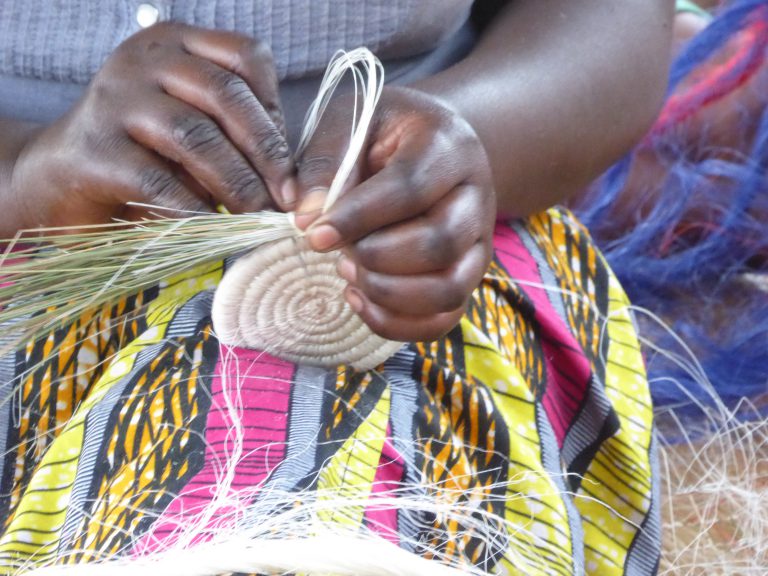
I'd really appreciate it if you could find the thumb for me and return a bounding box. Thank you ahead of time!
[294,110,365,230]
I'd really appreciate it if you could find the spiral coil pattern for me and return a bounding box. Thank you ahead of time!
[212,237,403,370]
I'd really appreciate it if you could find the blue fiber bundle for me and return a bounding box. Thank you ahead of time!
[576,0,768,419]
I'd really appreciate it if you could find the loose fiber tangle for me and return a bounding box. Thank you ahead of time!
[212,236,403,369]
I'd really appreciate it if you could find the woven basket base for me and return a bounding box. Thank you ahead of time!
[212,237,403,370]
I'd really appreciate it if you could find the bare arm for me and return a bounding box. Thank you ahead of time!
[413,0,675,216]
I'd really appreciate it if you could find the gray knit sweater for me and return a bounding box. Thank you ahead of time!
[0,1,473,124]
[0,0,473,125]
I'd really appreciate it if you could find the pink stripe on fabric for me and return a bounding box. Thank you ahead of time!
[491,224,591,445]
[132,347,295,554]
[363,428,405,544]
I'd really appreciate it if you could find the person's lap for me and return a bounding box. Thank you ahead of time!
[0,208,657,575]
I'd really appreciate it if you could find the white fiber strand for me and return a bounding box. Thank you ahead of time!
[295,48,384,211]
[658,411,768,575]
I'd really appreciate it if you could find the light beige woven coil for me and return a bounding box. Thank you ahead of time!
[211,237,403,370]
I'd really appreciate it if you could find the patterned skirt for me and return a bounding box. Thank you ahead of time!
[0,208,659,575]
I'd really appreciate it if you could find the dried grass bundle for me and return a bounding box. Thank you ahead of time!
[0,212,295,353]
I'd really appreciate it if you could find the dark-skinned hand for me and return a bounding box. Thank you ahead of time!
[295,86,497,342]
[10,23,296,229]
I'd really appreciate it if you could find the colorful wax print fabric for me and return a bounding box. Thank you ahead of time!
[0,208,659,575]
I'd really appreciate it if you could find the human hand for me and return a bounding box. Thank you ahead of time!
[10,23,296,230]
[295,87,496,342]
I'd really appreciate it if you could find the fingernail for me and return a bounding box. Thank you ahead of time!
[306,224,342,251]
[346,288,364,313]
[337,257,357,283]
[294,187,328,230]
[280,178,298,207]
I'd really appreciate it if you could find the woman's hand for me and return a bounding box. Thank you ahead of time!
[8,23,296,231]
[295,87,496,342]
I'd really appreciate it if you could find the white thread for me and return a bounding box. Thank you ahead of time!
[658,413,768,574]
[296,47,384,212]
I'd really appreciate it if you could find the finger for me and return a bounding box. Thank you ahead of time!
[296,125,348,195]
[347,286,467,342]
[304,128,470,251]
[339,242,488,316]
[352,184,491,274]
[294,99,364,228]
[178,27,286,134]
[125,93,274,213]
[93,142,213,217]
[158,53,295,208]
